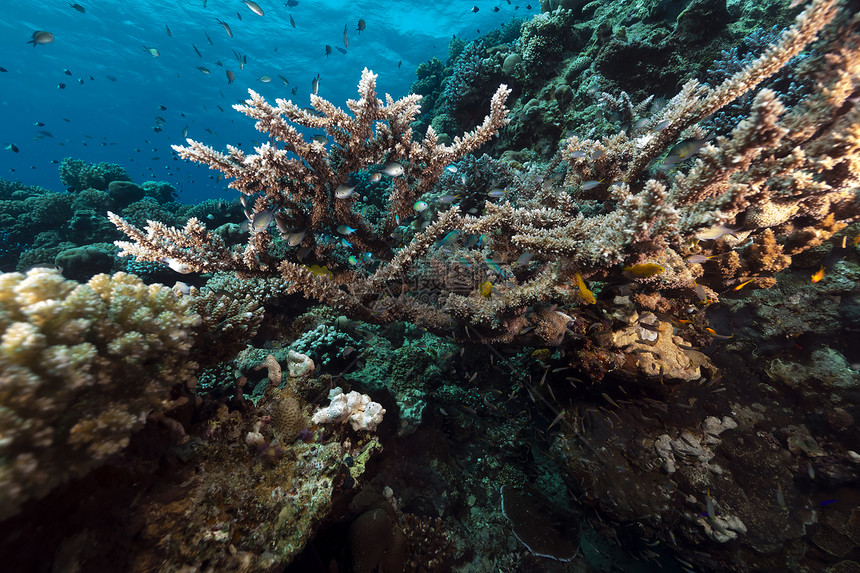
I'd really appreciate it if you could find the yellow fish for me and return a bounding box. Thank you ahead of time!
[706,327,733,339]
[574,272,596,304]
[306,264,332,278]
[623,263,665,277]
[811,265,825,283]
[478,281,493,298]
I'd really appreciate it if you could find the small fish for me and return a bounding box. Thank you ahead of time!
[197,66,210,74]
[732,278,755,291]
[343,24,349,49]
[0,67,6,72]
[205,32,214,45]
[311,73,320,94]
[243,0,264,15]
[162,257,193,274]
[289,14,296,28]
[257,75,271,82]
[143,45,159,57]
[601,392,620,409]
[685,254,713,264]
[546,410,565,431]
[69,3,86,13]
[193,44,202,57]
[251,210,274,231]
[337,225,357,235]
[706,489,716,520]
[165,25,172,37]
[652,119,671,131]
[811,265,825,283]
[623,263,665,277]
[5,143,19,153]
[696,224,739,241]
[776,483,786,509]
[226,69,235,84]
[569,150,587,159]
[341,238,353,249]
[413,200,428,212]
[380,162,404,177]
[516,252,534,267]
[307,264,332,277]
[287,229,307,246]
[64,69,72,75]
[705,327,733,339]
[581,179,602,190]
[369,172,382,182]
[278,74,289,86]
[478,281,493,297]
[357,19,366,33]
[574,272,596,304]
[325,44,332,56]
[335,184,355,199]
[438,230,460,247]
[485,258,506,277]
[692,282,709,303]
[664,136,710,164]
[471,6,479,12]
[216,18,233,38]
[438,194,459,204]
[487,188,507,198]
[28,31,55,46]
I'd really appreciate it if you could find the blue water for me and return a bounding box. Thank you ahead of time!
[0,1,529,203]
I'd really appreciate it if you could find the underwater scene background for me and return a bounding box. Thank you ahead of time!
[1,0,859,571]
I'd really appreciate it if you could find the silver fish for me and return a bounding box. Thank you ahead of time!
[251,210,274,231]
[287,229,307,246]
[335,183,355,199]
[380,161,404,177]
[243,0,264,15]
[28,31,54,46]
[216,18,233,38]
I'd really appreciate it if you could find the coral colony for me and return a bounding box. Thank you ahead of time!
[1,0,859,571]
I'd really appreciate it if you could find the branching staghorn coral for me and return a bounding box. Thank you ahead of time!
[111,1,858,348]
[469,0,858,288]
[111,67,510,273]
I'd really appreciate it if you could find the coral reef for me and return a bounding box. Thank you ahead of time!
[0,269,201,519]
[58,158,131,193]
[1,1,859,572]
